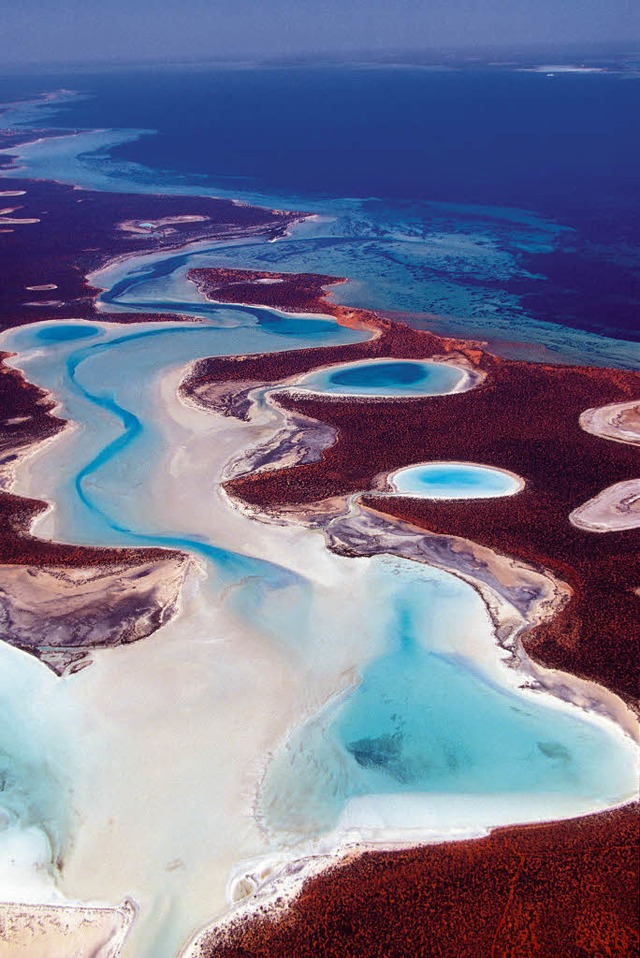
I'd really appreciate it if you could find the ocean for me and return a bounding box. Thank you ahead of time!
[1,64,639,356]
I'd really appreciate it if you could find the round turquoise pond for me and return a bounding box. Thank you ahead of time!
[390,462,523,499]
[35,323,101,343]
[295,358,466,397]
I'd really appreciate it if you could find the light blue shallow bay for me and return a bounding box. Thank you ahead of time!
[260,555,631,837]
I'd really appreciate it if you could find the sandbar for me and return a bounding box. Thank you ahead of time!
[570,479,640,533]
[0,897,136,957]
[580,398,640,447]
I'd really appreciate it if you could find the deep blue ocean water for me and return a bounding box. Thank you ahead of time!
[1,68,637,214]
[1,65,639,348]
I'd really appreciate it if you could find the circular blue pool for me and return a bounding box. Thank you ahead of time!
[390,461,523,499]
[295,358,467,397]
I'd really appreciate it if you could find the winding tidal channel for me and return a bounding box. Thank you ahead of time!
[0,253,637,958]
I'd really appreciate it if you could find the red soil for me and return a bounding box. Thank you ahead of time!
[188,268,349,315]
[199,805,640,958]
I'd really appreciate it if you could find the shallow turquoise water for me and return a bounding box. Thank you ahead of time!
[35,323,101,343]
[3,316,637,840]
[1,312,638,954]
[296,358,464,397]
[5,312,364,580]
[260,555,632,837]
[0,310,366,869]
[391,462,522,499]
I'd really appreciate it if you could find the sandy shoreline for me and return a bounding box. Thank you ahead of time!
[572,400,640,530]
[580,398,640,446]
[0,898,137,957]
[570,478,640,533]
[181,801,640,958]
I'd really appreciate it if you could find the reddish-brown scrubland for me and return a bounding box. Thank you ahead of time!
[199,805,639,958]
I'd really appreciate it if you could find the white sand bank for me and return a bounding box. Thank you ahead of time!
[580,399,640,447]
[0,898,136,957]
[570,479,640,532]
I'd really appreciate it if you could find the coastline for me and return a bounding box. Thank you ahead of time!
[0,897,137,956]
[0,109,636,954]
[2,298,637,956]
[181,802,639,958]
[0,350,195,676]
[179,298,638,740]
[156,335,639,953]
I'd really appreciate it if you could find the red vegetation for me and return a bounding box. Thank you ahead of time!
[0,166,294,331]
[201,805,640,958]
[188,267,350,317]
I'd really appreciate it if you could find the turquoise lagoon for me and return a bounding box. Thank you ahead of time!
[0,321,637,956]
[261,554,633,839]
[293,358,467,397]
[390,461,523,499]
[2,312,636,840]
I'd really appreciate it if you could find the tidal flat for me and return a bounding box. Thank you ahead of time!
[0,71,638,958]
[1,301,637,957]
